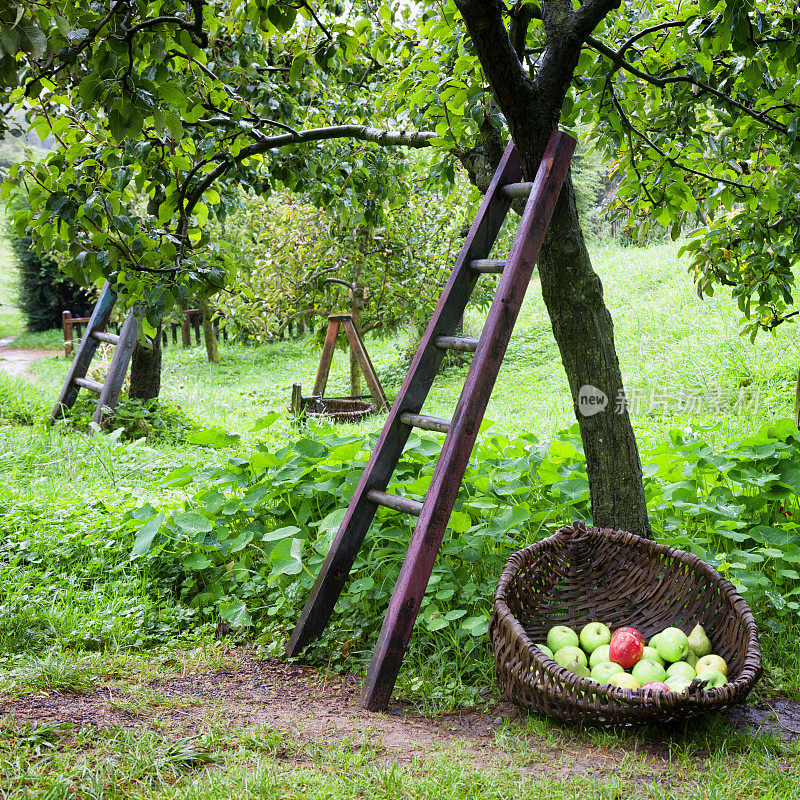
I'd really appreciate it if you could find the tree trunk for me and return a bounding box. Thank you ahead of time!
[455,0,650,538]
[181,314,191,348]
[197,299,219,364]
[128,327,162,402]
[349,285,363,397]
[536,171,650,536]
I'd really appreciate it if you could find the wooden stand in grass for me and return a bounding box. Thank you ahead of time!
[286,131,576,712]
[290,313,389,421]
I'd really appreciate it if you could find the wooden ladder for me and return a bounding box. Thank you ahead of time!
[286,131,576,711]
[50,282,139,426]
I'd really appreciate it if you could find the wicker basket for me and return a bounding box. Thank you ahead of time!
[304,396,377,424]
[491,522,762,725]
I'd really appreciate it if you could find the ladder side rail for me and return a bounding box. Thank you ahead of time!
[92,313,139,425]
[50,283,117,422]
[342,318,390,410]
[362,131,577,711]
[285,142,523,657]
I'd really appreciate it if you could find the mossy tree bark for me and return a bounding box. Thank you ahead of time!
[128,328,162,402]
[197,299,219,364]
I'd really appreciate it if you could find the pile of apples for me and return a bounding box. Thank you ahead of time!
[539,622,730,693]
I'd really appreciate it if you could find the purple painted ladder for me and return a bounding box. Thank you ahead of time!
[286,131,576,711]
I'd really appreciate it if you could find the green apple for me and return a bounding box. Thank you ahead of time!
[688,623,712,657]
[547,625,579,653]
[570,662,591,679]
[696,654,728,675]
[648,632,662,650]
[553,645,588,671]
[607,672,640,689]
[591,661,624,683]
[665,675,691,692]
[666,661,696,682]
[579,622,612,654]
[656,627,690,663]
[642,646,665,667]
[589,644,611,669]
[696,668,727,688]
[536,644,554,659]
[632,658,667,685]
[685,650,699,668]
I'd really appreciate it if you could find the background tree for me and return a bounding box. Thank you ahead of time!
[0,1,434,397]
[6,230,93,332]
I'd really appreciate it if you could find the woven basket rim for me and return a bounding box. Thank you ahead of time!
[305,396,377,421]
[493,522,762,714]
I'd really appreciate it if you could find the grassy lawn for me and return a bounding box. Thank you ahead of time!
[1,236,800,798]
[16,238,800,451]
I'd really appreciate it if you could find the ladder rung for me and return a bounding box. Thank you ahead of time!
[501,181,534,198]
[400,412,451,434]
[367,489,423,516]
[470,259,506,274]
[74,377,103,394]
[91,330,120,345]
[434,336,479,353]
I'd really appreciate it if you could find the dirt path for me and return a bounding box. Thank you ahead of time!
[0,336,61,379]
[1,651,798,782]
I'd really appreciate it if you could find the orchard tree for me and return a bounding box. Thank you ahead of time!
[2,1,799,538]
[385,0,799,535]
[0,1,434,398]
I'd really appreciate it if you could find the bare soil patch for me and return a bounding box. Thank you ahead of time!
[0,337,60,379]
[0,650,797,783]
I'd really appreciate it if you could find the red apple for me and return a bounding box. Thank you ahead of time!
[641,680,671,692]
[609,629,644,669]
[614,626,644,644]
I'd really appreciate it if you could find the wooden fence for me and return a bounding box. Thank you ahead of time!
[61,308,227,357]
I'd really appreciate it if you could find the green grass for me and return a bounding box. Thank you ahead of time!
[0,707,797,799]
[1,237,800,796]
[0,219,23,340]
[10,329,64,350]
[22,240,800,453]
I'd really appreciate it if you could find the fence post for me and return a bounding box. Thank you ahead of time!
[181,314,191,348]
[62,311,73,357]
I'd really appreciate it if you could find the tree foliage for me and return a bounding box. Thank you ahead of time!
[214,162,493,343]
[4,2,797,341]
[8,231,93,331]
[564,1,800,337]
[0,1,434,338]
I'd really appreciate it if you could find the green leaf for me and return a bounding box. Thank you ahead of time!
[249,413,280,432]
[183,552,213,569]
[262,525,301,542]
[174,512,213,535]
[132,512,165,555]
[219,598,252,627]
[270,538,305,577]
[294,439,327,458]
[187,427,240,448]
[349,576,374,593]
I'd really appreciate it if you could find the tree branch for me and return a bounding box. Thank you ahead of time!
[181,124,434,226]
[274,308,328,337]
[586,34,790,136]
[572,0,622,39]
[455,0,539,142]
[508,1,540,58]
[611,96,749,192]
